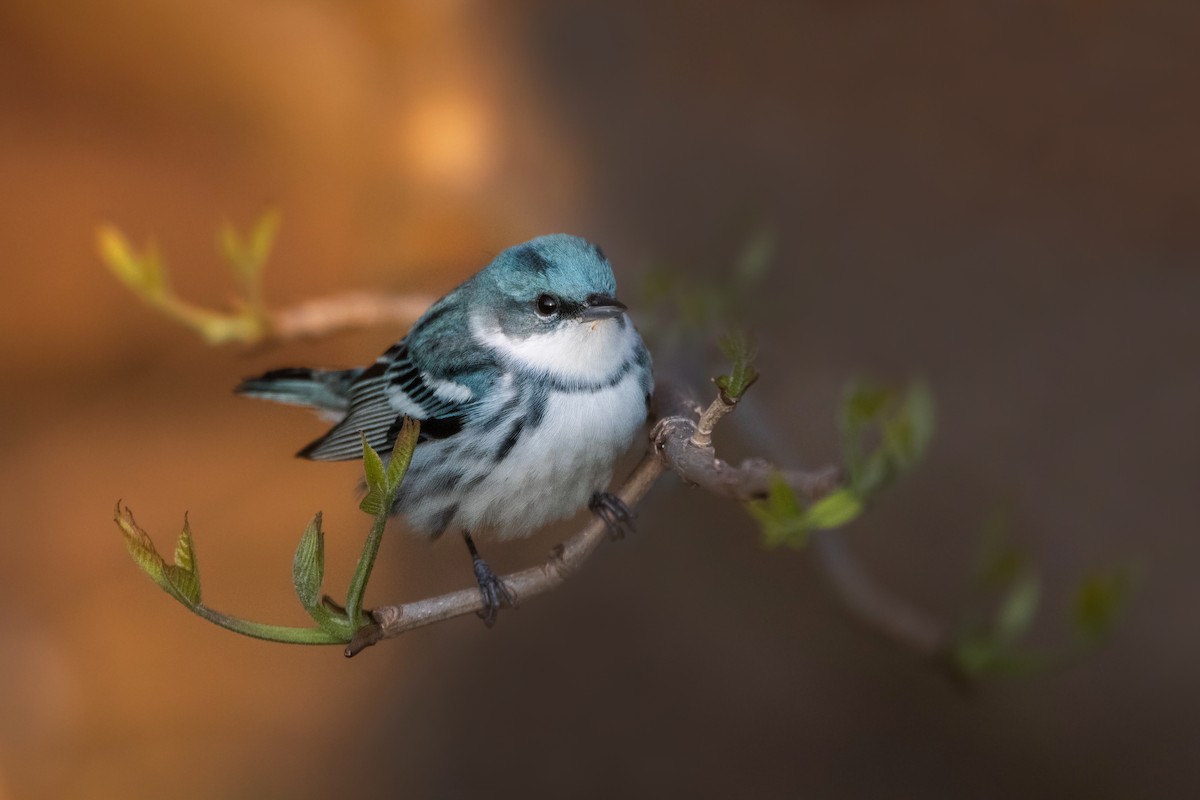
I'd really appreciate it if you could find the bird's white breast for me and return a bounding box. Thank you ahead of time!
[456,368,648,539]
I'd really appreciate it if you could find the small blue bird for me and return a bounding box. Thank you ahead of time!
[237,234,653,625]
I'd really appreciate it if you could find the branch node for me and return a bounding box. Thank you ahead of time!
[543,544,572,584]
[344,617,384,658]
[651,416,697,452]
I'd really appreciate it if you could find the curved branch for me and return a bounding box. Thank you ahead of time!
[357,389,842,654]
[361,450,666,651]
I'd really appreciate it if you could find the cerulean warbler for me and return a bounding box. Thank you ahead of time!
[237,234,653,625]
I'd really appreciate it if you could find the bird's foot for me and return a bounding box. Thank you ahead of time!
[472,556,517,628]
[590,491,635,540]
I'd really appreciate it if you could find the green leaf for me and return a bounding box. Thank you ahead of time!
[359,433,387,515]
[994,573,1040,645]
[220,209,279,291]
[97,226,166,297]
[839,378,936,496]
[840,381,887,480]
[292,512,325,611]
[747,473,809,547]
[1073,567,1135,642]
[801,489,863,530]
[115,502,168,591]
[358,492,384,516]
[883,380,936,469]
[841,381,893,432]
[851,449,893,496]
[162,565,200,607]
[951,632,1047,678]
[161,516,201,606]
[359,418,420,514]
[362,433,385,490]
[97,226,140,286]
[173,513,198,573]
[248,208,281,274]
[386,417,420,493]
[115,503,199,606]
[715,330,760,401]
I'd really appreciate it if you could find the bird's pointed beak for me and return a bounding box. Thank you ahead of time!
[580,294,627,322]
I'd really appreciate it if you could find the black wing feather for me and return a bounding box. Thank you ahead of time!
[297,342,474,461]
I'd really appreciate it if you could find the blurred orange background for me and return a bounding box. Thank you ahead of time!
[1,1,1197,798]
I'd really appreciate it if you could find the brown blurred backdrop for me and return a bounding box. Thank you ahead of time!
[1,1,1197,798]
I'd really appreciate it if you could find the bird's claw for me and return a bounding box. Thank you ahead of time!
[590,491,635,540]
[472,557,516,628]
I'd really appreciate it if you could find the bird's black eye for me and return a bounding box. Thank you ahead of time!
[535,294,560,318]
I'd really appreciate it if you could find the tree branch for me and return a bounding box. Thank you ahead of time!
[361,449,666,652]
[356,386,842,655]
[269,291,435,341]
[654,413,842,503]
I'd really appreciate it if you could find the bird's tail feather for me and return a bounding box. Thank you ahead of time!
[235,367,362,415]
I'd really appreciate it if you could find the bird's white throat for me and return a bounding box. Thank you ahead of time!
[471,313,636,383]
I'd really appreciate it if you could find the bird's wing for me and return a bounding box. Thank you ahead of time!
[296,338,495,460]
[299,285,507,461]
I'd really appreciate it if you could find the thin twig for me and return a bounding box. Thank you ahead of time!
[690,392,735,448]
[269,291,436,340]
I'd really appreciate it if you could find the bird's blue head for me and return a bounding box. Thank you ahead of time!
[473,234,627,339]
